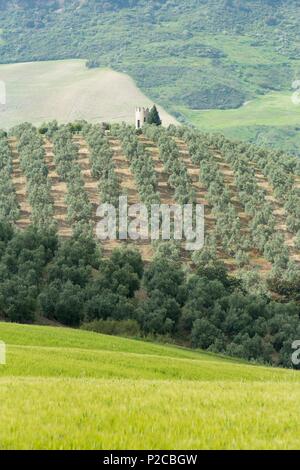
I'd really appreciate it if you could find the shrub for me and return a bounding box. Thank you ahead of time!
[81,319,141,337]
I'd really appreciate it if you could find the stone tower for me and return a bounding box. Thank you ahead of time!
[135,107,149,129]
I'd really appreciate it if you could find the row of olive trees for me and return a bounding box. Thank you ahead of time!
[52,125,92,226]
[167,125,294,272]
[209,133,291,272]
[143,124,195,205]
[0,131,20,223]
[82,123,122,207]
[111,123,160,208]
[177,128,250,266]
[228,141,300,236]
[12,123,54,228]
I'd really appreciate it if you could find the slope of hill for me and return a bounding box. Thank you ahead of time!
[0,321,300,449]
[0,121,299,368]
[5,121,300,272]
[0,60,177,129]
[182,91,300,155]
[0,0,300,153]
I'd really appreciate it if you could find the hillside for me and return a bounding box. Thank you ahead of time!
[0,121,299,368]
[183,91,300,154]
[0,60,177,129]
[4,121,300,273]
[0,0,300,153]
[0,321,300,449]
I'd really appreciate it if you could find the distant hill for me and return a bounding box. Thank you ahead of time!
[0,60,177,129]
[0,0,300,153]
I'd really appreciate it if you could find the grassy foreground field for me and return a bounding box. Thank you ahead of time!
[0,60,177,129]
[0,322,300,450]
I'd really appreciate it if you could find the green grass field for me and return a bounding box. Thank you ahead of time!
[181,91,300,130]
[180,91,300,155]
[0,322,299,450]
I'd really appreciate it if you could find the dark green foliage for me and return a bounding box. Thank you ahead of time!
[0,221,298,367]
[147,106,161,126]
[81,318,141,337]
[39,280,84,326]
[0,225,58,323]
[267,267,300,302]
[80,247,142,324]
[137,257,186,335]
[100,247,144,298]
[39,241,143,326]
[0,135,20,223]
[181,266,300,366]
[136,255,300,367]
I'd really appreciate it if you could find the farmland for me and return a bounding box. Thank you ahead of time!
[1,0,300,453]
[182,92,300,133]
[0,121,299,367]
[1,57,299,155]
[181,91,300,156]
[0,60,177,129]
[5,121,300,270]
[0,322,300,450]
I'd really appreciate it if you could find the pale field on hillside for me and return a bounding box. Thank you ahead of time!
[0,59,177,129]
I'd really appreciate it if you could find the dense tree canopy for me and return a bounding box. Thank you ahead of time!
[147,106,162,126]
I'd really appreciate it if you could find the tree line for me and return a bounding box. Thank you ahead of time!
[112,123,160,209]
[13,123,54,228]
[82,122,122,207]
[50,124,93,226]
[0,222,298,369]
[0,132,20,223]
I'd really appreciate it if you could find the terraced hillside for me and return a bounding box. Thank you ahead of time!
[1,121,300,368]
[1,322,300,450]
[4,122,300,280]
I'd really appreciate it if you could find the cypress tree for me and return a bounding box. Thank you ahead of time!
[147,105,162,126]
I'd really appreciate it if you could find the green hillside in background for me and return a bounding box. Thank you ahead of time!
[182,91,300,154]
[0,0,300,153]
[1,322,300,449]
